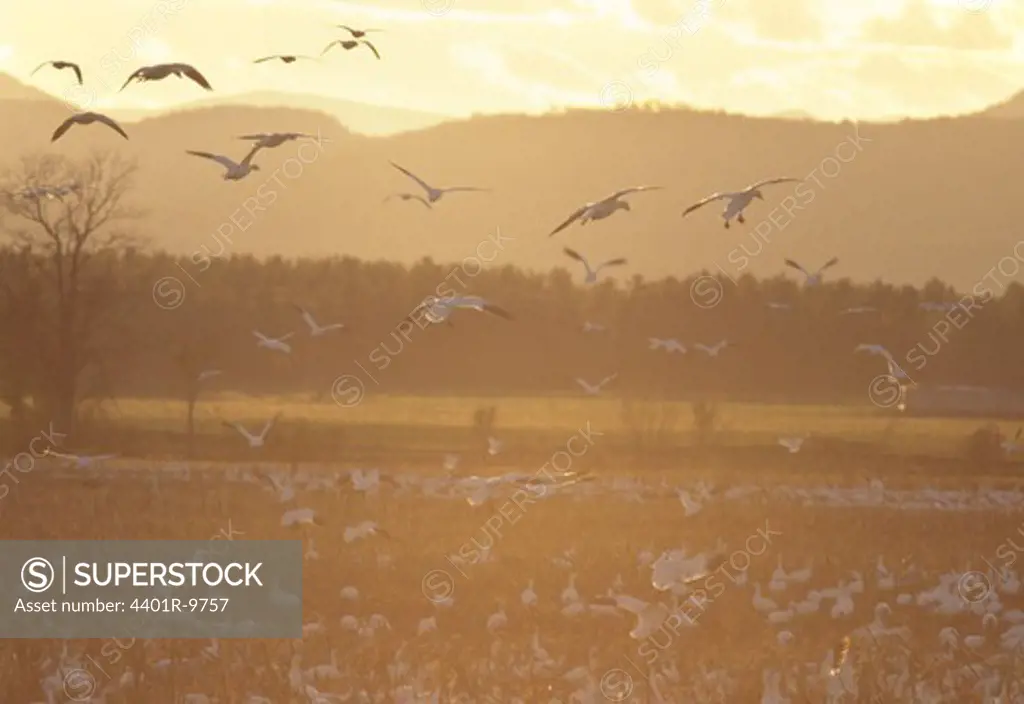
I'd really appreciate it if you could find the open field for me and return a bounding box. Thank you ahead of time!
[3,461,1024,702]
[44,393,1024,467]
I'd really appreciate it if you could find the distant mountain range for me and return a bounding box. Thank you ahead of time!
[0,70,1022,291]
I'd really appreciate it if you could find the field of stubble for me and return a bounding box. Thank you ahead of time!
[2,461,1024,703]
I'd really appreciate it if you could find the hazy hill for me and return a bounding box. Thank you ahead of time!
[0,75,1020,291]
[978,90,1024,119]
[107,90,452,136]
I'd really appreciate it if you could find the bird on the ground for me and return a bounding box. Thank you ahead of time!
[253,54,317,64]
[563,247,627,284]
[42,449,117,469]
[337,25,382,39]
[785,257,839,286]
[388,162,487,204]
[575,373,618,396]
[384,192,431,209]
[31,60,83,84]
[120,63,213,91]
[321,39,380,60]
[694,341,730,357]
[51,112,128,142]
[238,132,315,149]
[186,147,261,181]
[293,305,345,336]
[253,330,294,353]
[196,369,222,382]
[408,295,512,326]
[681,178,801,228]
[223,415,280,449]
[549,186,661,236]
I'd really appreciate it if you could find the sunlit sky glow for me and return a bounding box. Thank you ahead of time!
[1,0,1021,119]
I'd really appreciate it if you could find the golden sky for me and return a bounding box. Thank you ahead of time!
[2,0,1021,120]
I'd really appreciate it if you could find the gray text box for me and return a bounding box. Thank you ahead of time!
[0,541,302,638]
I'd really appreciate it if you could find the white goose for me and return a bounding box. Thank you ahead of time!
[408,295,513,326]
[293,305,345,336]
[223,414,280,449]
[253,330,294,353]
[549,186,661,236]
[784,257,839,286]
[186,147,262,181]
[694,340,730,357]
[681,177,801,229]
[388,161,487,203]
[778,435,807,453]
[575,373,617,396]
[562,247,627,284]
[42,449,117,469]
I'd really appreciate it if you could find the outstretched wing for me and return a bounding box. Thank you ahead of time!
[563,247,587,265]
[606,185,661,201]
[177,63,213,90]
[187,151,237,169]
[50,116,77,142]
[746,177,801,191]
[389,161,434,195]
[69,62,83,84]
[253,55,284,64]
[819,256,839,272]
[598,257,627,268]
[452,297,513,320]
[292,304,317,329]
[30,60,52,76]
[784,259,809,276]
[681,193,728,218]
[92,113,128,139]
[549,205,588,236]
[362,40,381,60]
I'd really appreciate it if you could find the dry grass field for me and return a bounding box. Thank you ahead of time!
[2,454,1024,702]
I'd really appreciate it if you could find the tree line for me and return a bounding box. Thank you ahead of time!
[1,150,1022,441]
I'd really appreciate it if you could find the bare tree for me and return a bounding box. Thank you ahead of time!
[0,151,142,439]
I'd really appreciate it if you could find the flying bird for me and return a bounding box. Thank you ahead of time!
[321,39,380,60]
[839,306,877,316]
[681,178,801,228]
[253,330,294,354]
[384,193,431,209]
[562,248,627,284]
[649,338,686,353]
[120,63,213,91]
[196,369,222,382]
[186,147,261,181]
[238,132,315,149]
[408,295,513,326]
[31,60,82,84]
[549,186,661,236]
[253,54,317,64]
[293,305,345,336]
[784,257,839,286]
[778,436,807,454]
[51,112,128,142]
[694,340,730,357]
[855,344,893,360]
[575,373,618,396]
[42,449,117,469]
[223,415,280,449]
[337,25,382,39]
[388,162,487,203]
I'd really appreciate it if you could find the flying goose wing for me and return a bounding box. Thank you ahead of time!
[187,151,238,170]
[605,185,661,201]
[681,193,729,218]
[783,259,809,277]
[174,63,213,90]
[746,177,801,191]
[389,161,434,195]
[549,205,589,236]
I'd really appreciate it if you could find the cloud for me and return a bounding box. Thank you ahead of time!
[726,0,824,42]
[859,0,1013,51]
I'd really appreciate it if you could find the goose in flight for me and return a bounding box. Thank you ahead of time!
[681,178,801,228]
[649,338,686,353]
[293,305,345,336]
[186,147,261,181]
[778,435,807,454]
[694,340,730,357]
[408,295,513,326]
[839,306,877,316]
[582,321,606,333]
[196,369,222,382]
[253,330,294,353]
[238,132,315,149]
[549,186,661,236]
[42,449,117,469]
[224,414,280,449]
[388,161,487,203]
[855,344,893,360]
[337,25,382,39]
[120,63,213,91]
[51,112,128,142]
[766,302,792,311]
[253,54,317,64]
[384,192,431,209]
[785,257,839,286]
[31,60,83,84]
[322,39,381,60]
[576,373,617,396]
[563,247,627,284]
